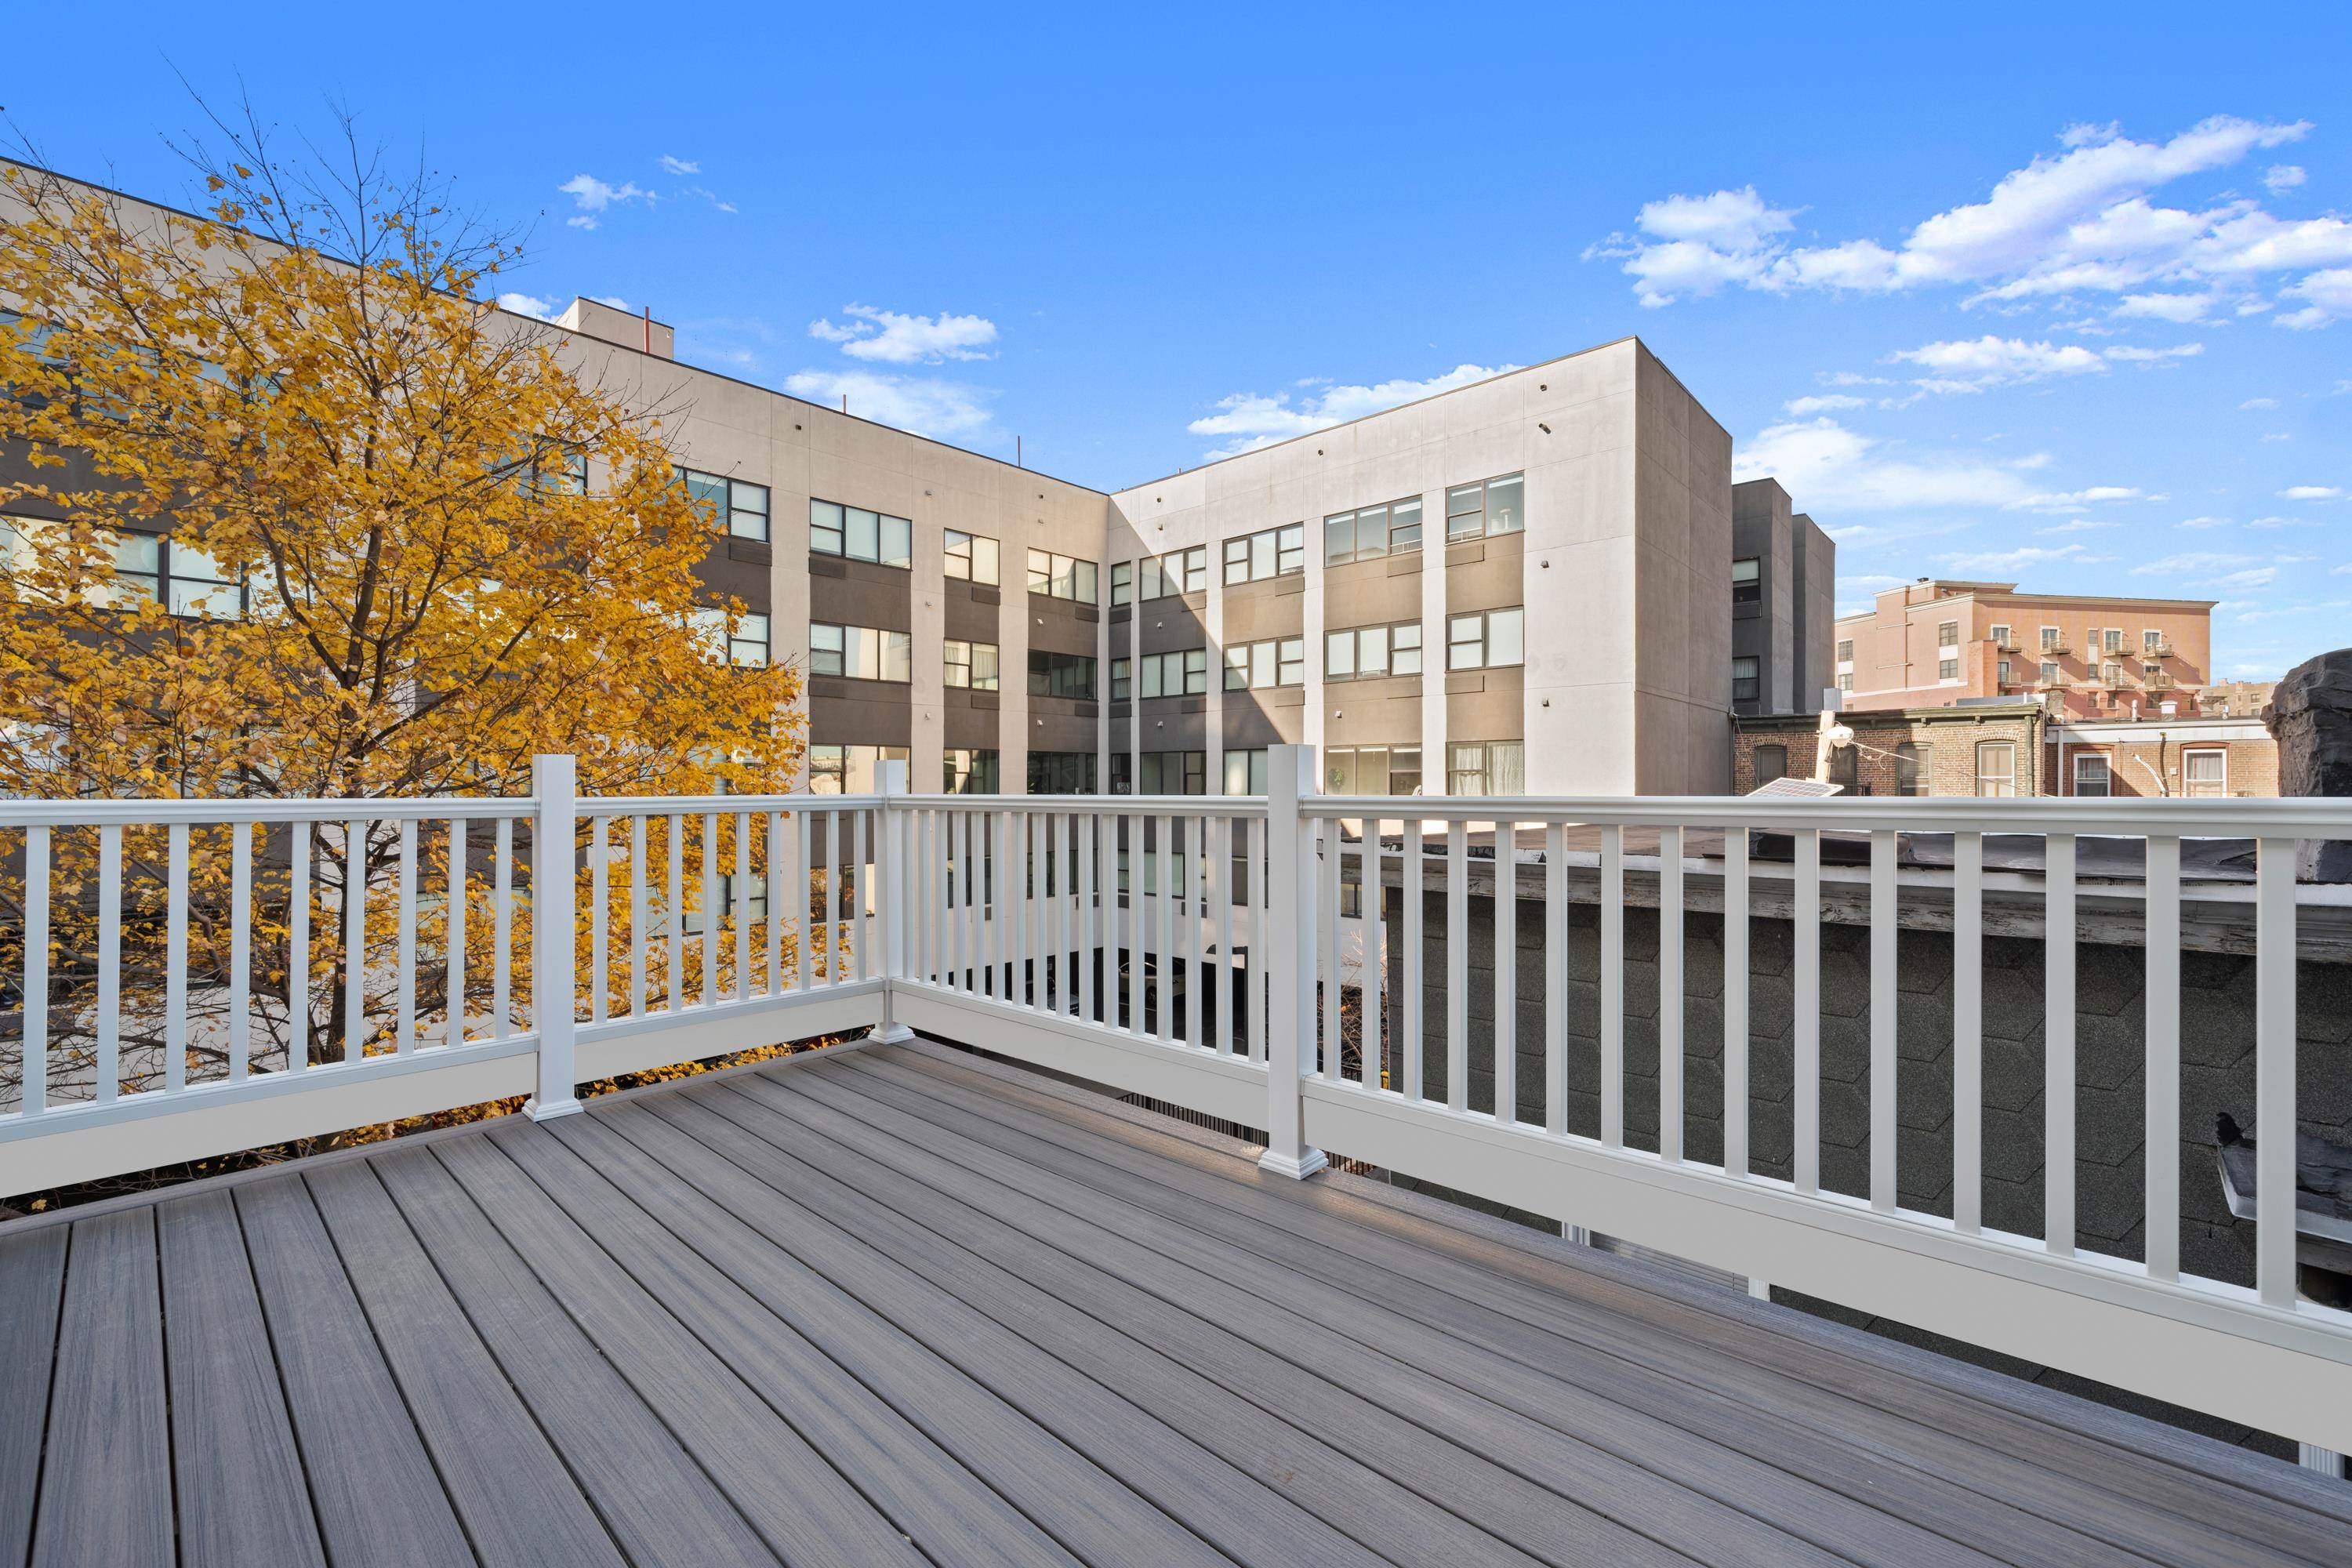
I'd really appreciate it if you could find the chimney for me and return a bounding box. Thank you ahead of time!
[552,297,674,360]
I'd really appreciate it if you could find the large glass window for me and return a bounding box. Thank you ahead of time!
[1027,549,1099,604]
[809,622,912,681]
[1223,637,1307,690]
[677,467,771,541]
[85,531,247,618]
[1324,622,1422,681]
[1446,607,1525,670]
[1222,524,1305,584]
[1223,748,1270,795]
[1324,745,1421,797]
[808,743,909,794]
[808,497,910,565]
[942,529,1000,585]
[1027,751,1098,794]
[1732,656,1760,703]
[2183,749,2227,797]
[1138,546,1206,597]
[943,748,999,794]
[1323,496,1425,564]
[942,639,1000,691]
[1446,741,1523,797]
[1444,471,1524,542]
[1028,649,1098,700]
[1732,557,1760,605]
[1132,751,1207,795]
[1753,744,1789,786]
[1109,561,1133,607]
[2073,753,2112,798]
[1896,742,1929,796]
[1136,648,1208,699]
[1975,741,2016,797]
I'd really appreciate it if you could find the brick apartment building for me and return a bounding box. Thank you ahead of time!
[1835,579,2215,721]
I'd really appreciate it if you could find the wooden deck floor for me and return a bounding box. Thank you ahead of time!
[4,1040,2350,1568]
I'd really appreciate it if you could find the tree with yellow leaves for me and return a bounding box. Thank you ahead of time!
[0,116,805,1129]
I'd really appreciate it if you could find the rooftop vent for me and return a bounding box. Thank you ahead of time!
[554,297,674,360]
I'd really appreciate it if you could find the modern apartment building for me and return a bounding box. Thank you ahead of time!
[1834,579,2216,722]
[2,165,1830,798]
[1730,477,1836,717]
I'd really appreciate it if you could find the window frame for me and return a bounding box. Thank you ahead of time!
[808,621,913,683]
[1753,744,1789,786]
[2073,752,2113,797]
[1732,557,1761,605]
[1731,655,1761,703]
[1323,620,1422,681]
[1026,548,1100,604]
[942,528,1000,585]
[677,466,772,542]
[1446,606,1525,671]
[1027,648,1098,701]
[942,638,1000,691]
[2181,747,2227,797]
[1323,495,1425,565]
[1444,471,1526,543]
[1974,740,2017,798]
[1221,523,1305,584]
[1445,739,1523,797]
[806,497,911,566]
[1895,741,1930,797]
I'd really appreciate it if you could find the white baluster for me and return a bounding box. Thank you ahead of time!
[2144,834,2180,1281]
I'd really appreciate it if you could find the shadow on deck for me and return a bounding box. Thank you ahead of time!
[4,1038,2349,1567]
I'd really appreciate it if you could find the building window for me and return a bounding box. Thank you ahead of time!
[1109,561,1133,607]
[1975,741,2016,797]
[1028,649,1098,700]
[1025,549,1099,604]
[1122,750,1206,795]
[1753,744,1789,786]
[1828,743,1860,793]
[1223,748,1269,795]
[808,744,909,794]
[1731,655,1760,703]
[1323,496,1425,564]
[942,639,1000,691]
[2183,749,2227,797]
[1937,620,1958,648]
[1998,658,2013,686]
[808,498,909,565]
[2040,626,2060,651]
[1896,742,1929,797]
[1444,472,1524,542]
[1835,638,1854,662]
[677,467,771,541]
[1938,657,1959,681]
[2103,628,2124,655]
[2073,753,2112,797]
[1323,622,1423,681]
[87,531,247,619]
[1147,546,1207,597]
[2143,628,2163,654]
[1027,752,1098,794]
[2038,660,2059,684]
[1989,623,2010,647]
[1836,672,1853,693]
[943,529,1000,585]
[1446,607,1525,670]
[1222,524,1305,584]
[1131,648,1207,699]
[2103,661,2125,686]
[689,608,770,666]
[1324,745,1421,797]
[1446,740,1523,797]
[1223,637,1306,690]
[943,749,999,794]
[1732,557,1760,606]
[809,622,912,682]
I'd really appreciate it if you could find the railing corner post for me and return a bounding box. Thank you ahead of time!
[1260,744,1326,1178]
[526,752,583,1120]
[866,757,916,1046]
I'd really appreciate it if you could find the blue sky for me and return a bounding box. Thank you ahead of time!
[9,2,2350,677]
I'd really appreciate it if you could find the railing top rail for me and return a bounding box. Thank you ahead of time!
[0,796,539,828]
[584,793,882,812]
[893,793,1271,816]
[1301,792,2352,837]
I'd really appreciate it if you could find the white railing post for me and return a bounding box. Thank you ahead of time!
[526,753,583,1120]
[867,759,916,1044]
[1260,744,1327,1178]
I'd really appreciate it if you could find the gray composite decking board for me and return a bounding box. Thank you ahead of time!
[837,1051,2135,1568]
[785,1062,1987,1568]
[31,1209,172,1568]
[879,1046,2346,1568]
[567,1106,1392,1568]
[613,1093,1551,1568]
[0,1224,67,1566]
[446,1126,1068,1568]
[503,1117,1240,1568]
[156,1190,329,1568]
[297,1162,628,1568]
[232,1176,482,1568]
[693,1077,1737,1568]
[358,1145,788,1568]
[849,1051,2230,1568]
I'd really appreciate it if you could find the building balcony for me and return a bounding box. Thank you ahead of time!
[2039,637,2073,656]
[2150,671,2178,690]
[1993,634,2021,653]
[4,766,2350,1562]
[2150,638,2178,659]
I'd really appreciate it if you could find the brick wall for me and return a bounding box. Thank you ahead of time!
[1377,881,2352,1456]
[2059,735,2280,798]
[1733,710,2044,796]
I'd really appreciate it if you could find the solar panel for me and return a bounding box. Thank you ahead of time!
[1747,775,1844,798]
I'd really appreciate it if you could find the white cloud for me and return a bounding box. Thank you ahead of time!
[657,154,701,176]
[1935,542,2112,573]
[2240,397,2280,409]
[1733,416,2046,511]
[2265,165,2308,191]
[2036,518,2117,533]
[2213,567,2279,589]
[2262,431,2292,441]
[1189,364,1514,457]
[1822,371,1893,387]
[2132,550,2259,575]
[2274,267,2352,328]
[807,303,1000,365]
[1891,336,2106,390]
[558,173,648,230]
[2245,515,2313,528]
[780,369,992,437]
[2174,515,2232,529]
[2114,292,2216,322]
[1588,117,2329,309]
[1781,393,1869,416]
[498,292,558,320]
[2105,343,2205,363]
[2279,485,2345,499]
[2006,485,2145,511]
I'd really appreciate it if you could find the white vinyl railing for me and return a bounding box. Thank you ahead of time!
[5,745,2350,1454]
